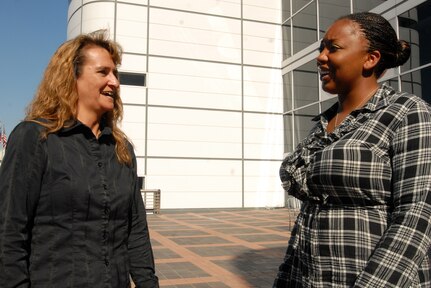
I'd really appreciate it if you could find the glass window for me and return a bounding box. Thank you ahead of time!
[353,0,386,13]
[401,70,422,98]
[385,77,400,92]
[294,104,319,145]
[319,0,350,37]
[282,0,291,21]
[401,66,431,102]
[419,66,431,104]
[120,72,146,87]
[292,2,317,54]
[283,113,293,152]
[321,97,337,112]
[387,66,431,104]
[283,72,293,112]
[293,0,313,14]
[282,20,292,60]
[399,1,431,72]
[293,60,319,109]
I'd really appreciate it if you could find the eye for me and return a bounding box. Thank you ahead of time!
[328,44,340,52]
[98,69,109,76]
[318,42,325,53]
[318,41,340,53]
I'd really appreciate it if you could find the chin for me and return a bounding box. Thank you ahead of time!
[321,84,333,94]
[101,106,115,114]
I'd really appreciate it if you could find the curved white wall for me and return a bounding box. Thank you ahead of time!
[68,0,285,209]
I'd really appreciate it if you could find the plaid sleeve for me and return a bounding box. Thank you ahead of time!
[354,98,431,287]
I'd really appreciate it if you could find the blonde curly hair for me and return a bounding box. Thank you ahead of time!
[26,30,132,165]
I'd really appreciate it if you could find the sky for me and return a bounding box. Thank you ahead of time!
[0,0,68,135]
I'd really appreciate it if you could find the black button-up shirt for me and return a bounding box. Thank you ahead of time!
[0,121,158,287]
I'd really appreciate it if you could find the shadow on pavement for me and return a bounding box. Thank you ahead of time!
[214,246,287,287]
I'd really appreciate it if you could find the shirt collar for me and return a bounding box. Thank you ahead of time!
[60,119,113,136]
[313,83,395,122]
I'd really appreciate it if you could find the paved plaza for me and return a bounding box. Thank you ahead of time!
[146,208,299,288]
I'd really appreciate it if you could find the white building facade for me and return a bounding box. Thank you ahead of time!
[67,0,431,209]
[68,0,285,209]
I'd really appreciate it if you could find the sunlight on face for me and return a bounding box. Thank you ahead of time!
[76,46,119,122]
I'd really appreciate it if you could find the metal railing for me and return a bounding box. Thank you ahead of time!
[141,189,161,214]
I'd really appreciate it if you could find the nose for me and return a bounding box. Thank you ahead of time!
[316,48,328,67]
[316,48,328,65]
[108,72,119,88]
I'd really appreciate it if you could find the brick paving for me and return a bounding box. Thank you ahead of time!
[146,208,299,288]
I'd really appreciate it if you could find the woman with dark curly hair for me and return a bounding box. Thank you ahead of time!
[0,30,159,288]
[274,12,431,287]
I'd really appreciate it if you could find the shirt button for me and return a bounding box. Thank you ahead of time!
[98,162,102,167]
[105,259,109,266]
[103,184,108,190]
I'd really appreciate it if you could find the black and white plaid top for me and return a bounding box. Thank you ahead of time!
[274,84,431,287]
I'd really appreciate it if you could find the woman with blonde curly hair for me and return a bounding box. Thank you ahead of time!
[0,30,159,287]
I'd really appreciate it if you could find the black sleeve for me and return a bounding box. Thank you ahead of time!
[0,122,46,288]
[127,148,159,288]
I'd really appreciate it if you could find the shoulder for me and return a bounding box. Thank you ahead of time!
[389,90,430,111]
[4,121,47,162]
[378,86,431,122]
[9,121,46,142]
[385,91,431,133]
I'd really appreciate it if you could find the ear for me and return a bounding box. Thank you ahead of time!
[363,50,381,70]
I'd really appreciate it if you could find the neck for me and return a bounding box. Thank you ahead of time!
[338,83,379,112]
[328,83,379,133]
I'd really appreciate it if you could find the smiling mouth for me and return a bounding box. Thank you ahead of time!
[317,67,330,81]
[101,91,115,99]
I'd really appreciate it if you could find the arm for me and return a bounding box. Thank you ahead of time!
[354,100,431,287]
[0,122,46,288]
[128,153,159,288]
[273,212,301,287]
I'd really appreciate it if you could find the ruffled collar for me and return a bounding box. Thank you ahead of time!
[280,83,395,204]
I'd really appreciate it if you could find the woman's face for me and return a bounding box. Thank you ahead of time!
[316,19,370,95]
[76,46,119,120]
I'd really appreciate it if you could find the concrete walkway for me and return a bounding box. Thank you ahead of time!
[147,208,299,287]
